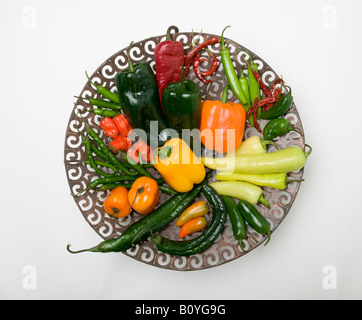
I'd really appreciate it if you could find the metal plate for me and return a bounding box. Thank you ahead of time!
[64,31,305,271]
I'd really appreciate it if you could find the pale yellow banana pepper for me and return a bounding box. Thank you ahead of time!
[152,138,206,193]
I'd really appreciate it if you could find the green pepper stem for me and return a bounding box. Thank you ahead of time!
[261,139,279,151]
[127,42,135,72]
[238,239,245,252]
[85,71,98,89]
[166,25,179,41]
[221,26,231,50]
[67,244,98,254]
[286,178,305,183]
[221,85,230,104]
[259,195,270,207]
[305,144,312,159]
[264,230,271,246]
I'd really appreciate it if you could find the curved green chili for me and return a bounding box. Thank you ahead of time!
[85,71,120,104]
[86,125,138,176]
[239,64,251,109]
[75,96,121,110]
[220,26,247,107]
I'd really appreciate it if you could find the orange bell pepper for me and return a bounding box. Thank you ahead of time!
[199,85,246,154]
[128,177,159,215]
[103,186,131,218]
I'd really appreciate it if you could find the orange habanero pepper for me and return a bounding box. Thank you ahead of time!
[128,177,159,215]
[200,85,246,154]
[103,186,131,218]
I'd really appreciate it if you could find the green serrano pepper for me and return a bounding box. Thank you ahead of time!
[67,182,205,254]
[151,184,227,256]
[220,26,247,107]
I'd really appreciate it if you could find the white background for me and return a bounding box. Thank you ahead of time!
[1,0,361,300]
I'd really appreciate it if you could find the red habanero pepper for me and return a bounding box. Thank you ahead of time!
[109,136,132,153]
[100,117,119,138]
[113,114,132,137]
[154,26,185,111]
[127,140,152,164]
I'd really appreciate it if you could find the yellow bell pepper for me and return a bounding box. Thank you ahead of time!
[152,138,206,193]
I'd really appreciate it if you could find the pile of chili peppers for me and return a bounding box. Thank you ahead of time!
[68,25,305,256]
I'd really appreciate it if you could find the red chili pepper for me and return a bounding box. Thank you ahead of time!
[127,140,152,164]
[109,136,132,153]
[154,26,185,110]
[100,117,119,138]
[193,52,212,84]
[251,69,271,98]
[113,114,132,137]
[201,50,218,77]
[184,37,220,66]
[270,78,285,94]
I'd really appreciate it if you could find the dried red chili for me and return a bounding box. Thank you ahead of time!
[193,52,212,84]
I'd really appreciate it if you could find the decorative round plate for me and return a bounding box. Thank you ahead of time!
[64,31,305,271]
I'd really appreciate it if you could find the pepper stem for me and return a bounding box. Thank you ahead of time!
[127,42,135,72]
[305,144,312,159]
[221,26,231,50]
[129,187,145,211]
[259,195,270,207]
[264,230,271,246]
[66,244,99,254]
[261,139,279,151]
[166,26,179,41]
[238,239,245,252]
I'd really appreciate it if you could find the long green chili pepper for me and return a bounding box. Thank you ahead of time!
[86,125,138,176]
[150,184,227,256]
[118,150,165,185]
[90,144,109,162]
[75,96,121,110]
[83,160,118,174]
[90,109,120,118]
[85,71,120,104]
[244,53,261,126]
[90,143,135,170]
[98,183,177,195]
[220,26,247,107]
[97,183,134,191]
[67,183,204,254]
[76,175,140,195]
[78,130,115,178]
[239,64,251,109]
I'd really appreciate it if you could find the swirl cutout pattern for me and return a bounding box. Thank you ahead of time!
[64,32,305,271]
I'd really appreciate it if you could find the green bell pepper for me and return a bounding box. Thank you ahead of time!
[161,68,202,135]
[115,42,172,147]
